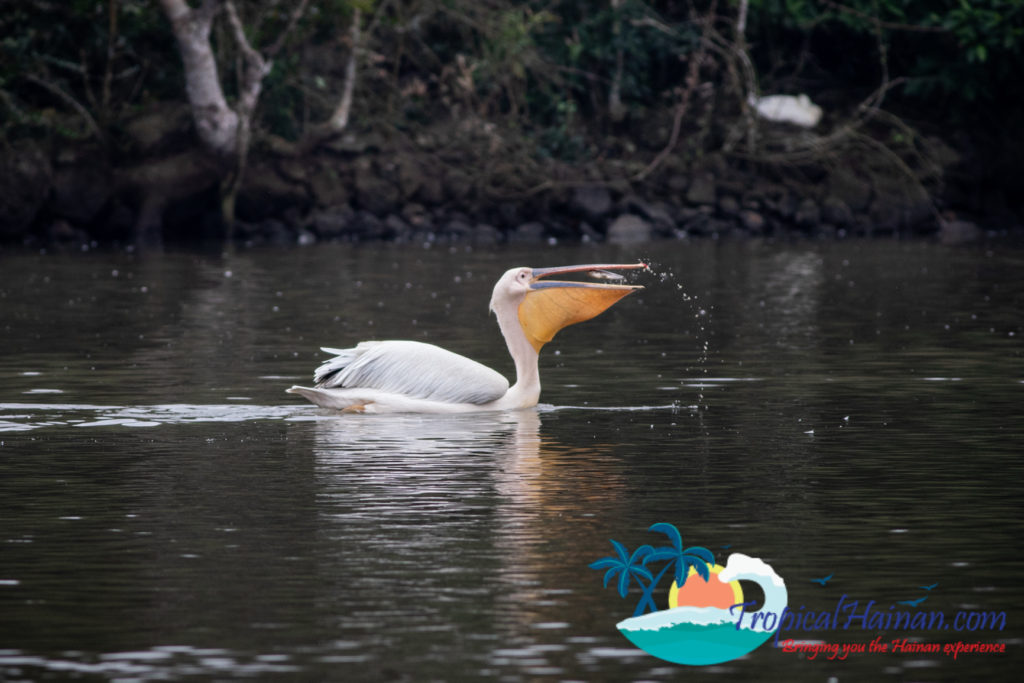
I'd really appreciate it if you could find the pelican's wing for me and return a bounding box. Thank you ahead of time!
[314,340,509,405]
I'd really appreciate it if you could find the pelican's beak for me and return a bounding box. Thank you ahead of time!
[519,262,646,352]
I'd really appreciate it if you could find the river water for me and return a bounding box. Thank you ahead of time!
[1,240,1021,681]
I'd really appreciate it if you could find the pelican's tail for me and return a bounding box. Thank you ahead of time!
[313,345,362,386]
[286,385,365,411]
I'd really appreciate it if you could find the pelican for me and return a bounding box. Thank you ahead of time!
[287,262,646,413]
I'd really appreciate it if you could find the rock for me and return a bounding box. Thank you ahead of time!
[718,195,740,216]
[444,169,472,202]
[631,198,677,236]
[827,170,872,212]
[416,170,445,206]
[686,173,717,205]
[258,219,293,246]
[578,221,602,243]
[706,218,735,237]
[607,213,652,243]
[308,164,350,207]
[441,219,473,240]
[325,131,384,155]
[394,154,425,200]
[102,201,136,241]
[0,142,51,239]
[571,185,612,220]
[509,221,545,243]
[278,159,309,183]
[679,208,711,235]
[354,159,400,215]
[237,164,309,221]
[401,203,430,228]
[233,220,261,240]
[235,219,292,245]
[310,205,355,239]
[51,163,112,224]
[939,219,982,245]
[384,214,413,241]
[123,103,193,154]
[816,223,838,239]
[667,174,689,192]
[494,203,522,230]
[739,210,766,233]
[772,191,800,220]
[871,186,933,232]
[795,198,820,228]
[821,196,853,227]
[740,193,763,211]
[350,210,391,240]
[47,218,84,243]
[472,223,502,245]
[849,216,873,237]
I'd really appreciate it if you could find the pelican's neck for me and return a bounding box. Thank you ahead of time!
[494,302,541,406]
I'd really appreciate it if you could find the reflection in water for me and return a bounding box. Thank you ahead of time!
[308,409,648,677]
[757,250,824,346]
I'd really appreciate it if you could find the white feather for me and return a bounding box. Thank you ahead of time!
[311,340,509,405]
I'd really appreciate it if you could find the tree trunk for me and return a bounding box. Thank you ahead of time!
[608,0,626,123]
[158,0,239,158]
[159,0,308,237]
[327,9,362,132]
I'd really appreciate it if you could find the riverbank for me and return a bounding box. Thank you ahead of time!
[0,105,1016,250]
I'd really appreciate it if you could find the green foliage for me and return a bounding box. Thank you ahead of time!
[534,0,697,113]
[747,0,1024,113]
[0,1,178,138]
[533,95,589,160]
[2,0,1020,155]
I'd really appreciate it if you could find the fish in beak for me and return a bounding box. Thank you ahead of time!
[518,263,646,352]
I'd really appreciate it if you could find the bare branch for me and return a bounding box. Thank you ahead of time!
[266,0,310,58]
[633,0,720,181]
[224,0,271,120]
[818,0,948,32]
[608,0,626,122]
[328,8,362,132]
[102,0,118,114]
[731,76,907,165]
[25,73,105,142]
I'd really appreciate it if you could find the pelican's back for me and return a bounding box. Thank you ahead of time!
[314,340,509,405]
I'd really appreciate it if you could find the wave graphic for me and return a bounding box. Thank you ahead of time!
[617,553,787,665]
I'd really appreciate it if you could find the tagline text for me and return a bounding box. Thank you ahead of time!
[780,637,1007,660]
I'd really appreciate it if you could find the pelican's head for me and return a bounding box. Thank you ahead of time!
[490,262,646,352]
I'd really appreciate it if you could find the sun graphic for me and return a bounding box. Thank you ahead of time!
[668,564,744,609]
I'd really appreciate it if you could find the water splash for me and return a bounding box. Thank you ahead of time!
[644,262,712,410]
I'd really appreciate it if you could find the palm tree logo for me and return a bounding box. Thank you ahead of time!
[589,521,788,666]
[590,522,714,617]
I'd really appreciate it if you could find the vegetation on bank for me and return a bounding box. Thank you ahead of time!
[1,1,1021,246]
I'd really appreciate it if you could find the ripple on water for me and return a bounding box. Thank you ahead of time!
[0,647,301,680]
[0,402,321,432]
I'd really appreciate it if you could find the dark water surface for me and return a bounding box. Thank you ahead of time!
[1,241,1021,681]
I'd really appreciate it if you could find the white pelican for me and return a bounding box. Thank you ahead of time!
[287,262,646,413]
